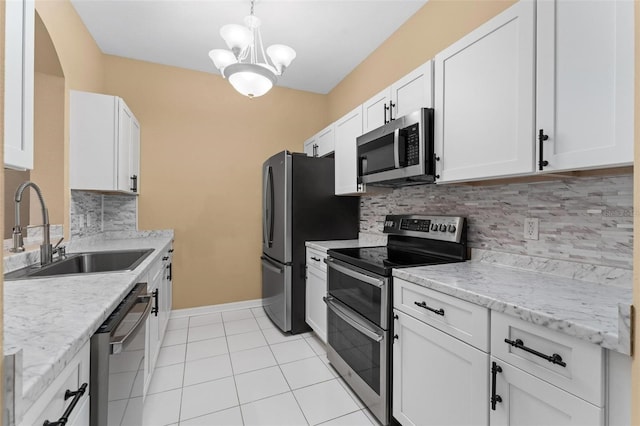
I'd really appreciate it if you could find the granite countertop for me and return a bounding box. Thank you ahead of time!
[3,230,174,420]
[305,233,387,253]
[394,256,633,355]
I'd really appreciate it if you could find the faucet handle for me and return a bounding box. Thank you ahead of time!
[53,237,64,249]
[53,237,66,259]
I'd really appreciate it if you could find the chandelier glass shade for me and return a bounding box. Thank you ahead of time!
[209,1,296,98]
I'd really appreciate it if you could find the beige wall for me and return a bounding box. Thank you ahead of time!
[327,0,515,122]
[103,55,328,309]
[34,0,105,239]
[29,72,64,227]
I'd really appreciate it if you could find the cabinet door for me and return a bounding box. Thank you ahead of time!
[490,358,603,426]
[434,0,535,183]
[393,310,489,426]
[305,265,327,343]
[4,0,34,170]
[159,256,172,338]
[391,60,434,119]
[315,124,335,157]
[536,0,634,172]
[362,88,390,133]
[334,105,363,195]
[144,265,163,394]
[118,99,135,191]
[303,136,317,157]
[129,115,141,193]
[70,91,119,191]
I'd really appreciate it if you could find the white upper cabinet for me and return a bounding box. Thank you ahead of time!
[391,61,434,119]
[303,135,317,157]
[434,1,536,183]
[315,124,335,158]
[535,0,634,172]
[334,105,363,195]
[303,124,334,157]
[362,88,390,134]
[70,91,141,194]
[4,0,35,170]
[363,61,434,134]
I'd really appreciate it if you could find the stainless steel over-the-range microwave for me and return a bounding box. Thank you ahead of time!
[357,108,435,187]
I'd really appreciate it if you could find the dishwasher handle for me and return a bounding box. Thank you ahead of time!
[110,294,153,354]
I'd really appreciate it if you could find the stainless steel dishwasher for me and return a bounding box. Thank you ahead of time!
[90,282,152,426]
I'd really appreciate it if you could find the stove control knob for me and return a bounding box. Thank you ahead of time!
[448,224,457,233]
[439,224,447,232]
[431,223,438,231]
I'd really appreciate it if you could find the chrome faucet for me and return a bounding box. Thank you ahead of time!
[10,181,61,265]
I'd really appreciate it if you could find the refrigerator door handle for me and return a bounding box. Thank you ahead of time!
[267,166,275,248]
[261,256,284,274]
[263,165,275,248]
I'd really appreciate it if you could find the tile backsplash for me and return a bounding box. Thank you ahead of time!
[361,173,634,269]
[70,191,137,238]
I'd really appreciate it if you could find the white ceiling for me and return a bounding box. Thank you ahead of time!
[70,0,428,94]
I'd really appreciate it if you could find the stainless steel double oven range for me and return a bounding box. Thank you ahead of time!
[325,215,468,425]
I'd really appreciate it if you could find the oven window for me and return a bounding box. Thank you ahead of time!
[327,265,382,327]
[328,308,381,394]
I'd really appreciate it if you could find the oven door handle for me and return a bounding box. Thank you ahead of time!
[324,296,384,343]
[110,294,153,355]
[326,258,385,288]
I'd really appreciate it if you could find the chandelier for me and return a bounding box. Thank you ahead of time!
[209,0,296,99]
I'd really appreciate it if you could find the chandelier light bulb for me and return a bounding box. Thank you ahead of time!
[208,49,237,73]
[220,24,253,57]
[266,44,296,74]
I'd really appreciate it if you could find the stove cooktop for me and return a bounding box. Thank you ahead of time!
[327,214,468,276]
[327,245,463,276]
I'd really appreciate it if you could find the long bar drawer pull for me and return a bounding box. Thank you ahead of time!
[504,338,566,367]
[414,301,444,316]
[43,382,88,426]
[490,362,502,411]
[310,256,321,262]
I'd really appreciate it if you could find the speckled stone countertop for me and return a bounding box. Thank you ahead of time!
[305,233,387,253]
[3,230,174,421]
[394,250,633,355]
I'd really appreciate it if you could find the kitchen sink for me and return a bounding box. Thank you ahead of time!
[4,249,154,280]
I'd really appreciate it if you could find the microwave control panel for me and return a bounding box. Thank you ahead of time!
[404,123,421,166]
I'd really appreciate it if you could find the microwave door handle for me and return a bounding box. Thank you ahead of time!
[393,128,400,168]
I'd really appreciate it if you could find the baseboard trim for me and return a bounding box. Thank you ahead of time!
[170,299,264,319]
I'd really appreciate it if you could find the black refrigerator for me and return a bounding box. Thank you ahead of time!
[261,151,359,334]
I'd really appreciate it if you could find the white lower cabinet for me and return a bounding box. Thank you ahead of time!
[490,357,603,426]
[392,310,489,426]
[305,247,328,343]
[144,255,164,395]
[19,342,90,426]
[392,279,624,426]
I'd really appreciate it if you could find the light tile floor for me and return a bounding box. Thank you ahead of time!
[143,307,379,426]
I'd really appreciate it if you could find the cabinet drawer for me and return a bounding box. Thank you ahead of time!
[148,257,163,287]
[394,279,489,351]
[20,342,90,426]
[491,312,604,406]
[306,248,327,273]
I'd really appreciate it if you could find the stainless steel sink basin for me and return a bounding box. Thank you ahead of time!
[5,249,154,280]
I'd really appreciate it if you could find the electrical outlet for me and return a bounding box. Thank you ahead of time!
[86,212,92,228]
[524,218,539,240]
